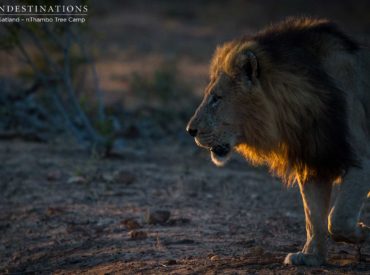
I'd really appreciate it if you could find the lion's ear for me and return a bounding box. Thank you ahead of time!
[235,51,259,84]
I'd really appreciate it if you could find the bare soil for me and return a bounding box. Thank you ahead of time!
[0,140,369,274]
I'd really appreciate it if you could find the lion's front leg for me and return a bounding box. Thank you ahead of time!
[284,179,332,266]
[328,165,370,244]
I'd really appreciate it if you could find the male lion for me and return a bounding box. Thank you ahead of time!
[186,17,370,266]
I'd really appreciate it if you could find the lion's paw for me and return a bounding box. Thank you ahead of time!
[284,252,325,266]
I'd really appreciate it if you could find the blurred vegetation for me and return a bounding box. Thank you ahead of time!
[0,0,118,154]
[129,61,191,107]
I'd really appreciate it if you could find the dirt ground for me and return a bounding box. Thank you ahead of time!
[0,139,370,274]
[2,1,370,274]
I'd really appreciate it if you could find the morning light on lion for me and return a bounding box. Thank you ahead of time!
[1,1,369,273]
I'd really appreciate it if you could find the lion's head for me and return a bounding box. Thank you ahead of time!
[186,41,277,167]
[187,27,357,184]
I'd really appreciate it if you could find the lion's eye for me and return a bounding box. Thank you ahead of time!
[210,94,222,107]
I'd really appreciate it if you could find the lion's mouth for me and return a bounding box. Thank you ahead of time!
[195,138,231,157]
[210,144,232,166]
[210,144,231,157]
[194,136,233,166]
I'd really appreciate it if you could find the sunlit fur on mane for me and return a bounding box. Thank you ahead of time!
[210,17,358,185]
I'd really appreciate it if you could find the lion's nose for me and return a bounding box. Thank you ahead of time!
[187,127,198,137]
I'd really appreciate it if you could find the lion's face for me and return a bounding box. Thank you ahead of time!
[187,50,262,166]
[187,73,242,165]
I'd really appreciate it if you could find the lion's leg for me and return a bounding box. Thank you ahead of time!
[328,165,370,243]
[284,179,332,266]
